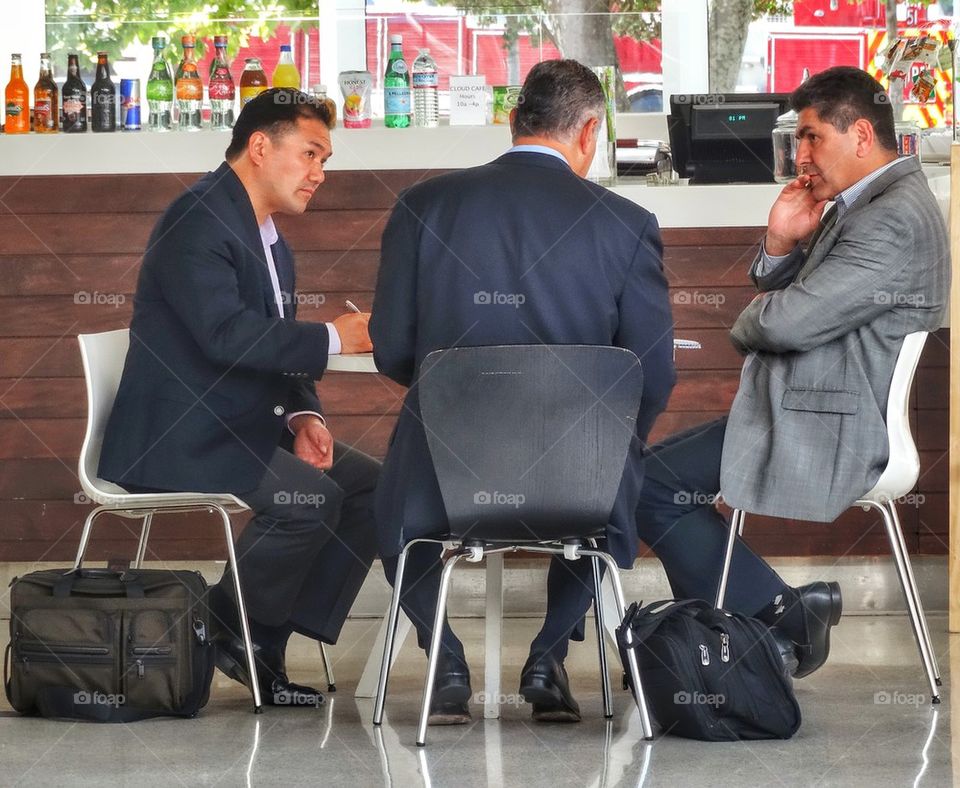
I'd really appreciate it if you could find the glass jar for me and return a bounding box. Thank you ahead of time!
[772,108,798,184]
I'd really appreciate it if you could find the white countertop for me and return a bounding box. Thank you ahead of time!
[0,124,951,228]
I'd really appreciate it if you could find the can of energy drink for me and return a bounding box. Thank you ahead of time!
[121,79,142,131]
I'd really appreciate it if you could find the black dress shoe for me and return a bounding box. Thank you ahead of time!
[767,626,800,677]
[428,651,471,725]
[778,581,843,679]
[214,635,325,707]
[519,655,581,723]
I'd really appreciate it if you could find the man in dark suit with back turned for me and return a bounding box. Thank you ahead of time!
[371,60,675,724]
[99,89,380,706]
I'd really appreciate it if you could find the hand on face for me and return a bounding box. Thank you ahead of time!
[764,174,829,255]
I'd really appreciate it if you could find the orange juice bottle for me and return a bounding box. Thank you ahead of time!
[271,45,301,89]
[4,53,30,134]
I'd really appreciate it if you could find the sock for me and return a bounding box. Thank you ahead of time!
[754,587,806,644]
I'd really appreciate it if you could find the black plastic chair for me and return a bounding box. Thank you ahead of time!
[372,344,654,745]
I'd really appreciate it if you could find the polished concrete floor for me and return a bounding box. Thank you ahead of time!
[0,614,954,787]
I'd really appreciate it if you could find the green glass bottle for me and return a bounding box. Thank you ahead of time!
[146,36,173,131]
[383,34,410,128]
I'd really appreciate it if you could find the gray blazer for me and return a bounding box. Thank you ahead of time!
[720,157,949,521]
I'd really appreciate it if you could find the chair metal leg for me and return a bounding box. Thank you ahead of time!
[318,643,336,692]
[591,552,613,718]
[885,501,941,684]
[416,551,466,747]
[216,504,262,713]
[715,509,745,609]
[582,549,654,740]
[863,500,940,702]
[72,506,108,570]
[134,513,153,569]
[374,541,414,726]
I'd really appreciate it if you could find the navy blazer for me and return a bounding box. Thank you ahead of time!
[371,152,676,567]
[99,162,330,494]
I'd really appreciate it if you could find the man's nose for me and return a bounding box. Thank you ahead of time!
[795,138,812,167]
[310,164,325,184]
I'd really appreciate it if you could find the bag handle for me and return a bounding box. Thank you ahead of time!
[53,569,145,599]
[618,598,712,646]
[3,643,12,707]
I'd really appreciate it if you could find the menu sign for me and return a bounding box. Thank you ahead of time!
[449,75,487,126]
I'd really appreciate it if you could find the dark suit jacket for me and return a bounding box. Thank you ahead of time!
[99,162,330,494]
[370,151,676,567]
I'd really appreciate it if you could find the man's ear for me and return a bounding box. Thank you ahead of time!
[247,130,269,166]
[854,117,875,158]
[579,116,599,155]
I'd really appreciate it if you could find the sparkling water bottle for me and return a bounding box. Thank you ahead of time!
[412,49,439,128]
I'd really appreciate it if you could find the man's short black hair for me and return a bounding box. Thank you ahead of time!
[513,59,605,142]
[790,66,897,152]
[225,88,332,161]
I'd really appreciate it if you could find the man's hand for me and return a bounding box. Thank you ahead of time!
[333,312,373,354]
[764,175,829,256]
[291,415,334,471]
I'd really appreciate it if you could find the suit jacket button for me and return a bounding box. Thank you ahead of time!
[274,405,285,416]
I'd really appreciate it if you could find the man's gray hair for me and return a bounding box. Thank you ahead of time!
[512,59,605,143]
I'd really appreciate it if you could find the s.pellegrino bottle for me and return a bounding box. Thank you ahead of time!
[61,54,88,133]
[209,35,235,130]
[146,36,173,131]
[91,51,117,132]
[175,35,203,130]
[383,34,410,128]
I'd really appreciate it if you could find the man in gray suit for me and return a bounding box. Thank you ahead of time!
[637,66,949,677]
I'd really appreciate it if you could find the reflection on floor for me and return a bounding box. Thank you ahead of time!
[0,615,953,787]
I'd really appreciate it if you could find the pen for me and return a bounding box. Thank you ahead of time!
[345,300,361,313]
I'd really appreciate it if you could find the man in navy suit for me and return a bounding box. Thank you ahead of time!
[99,89,379,706]
[371,60,675,724]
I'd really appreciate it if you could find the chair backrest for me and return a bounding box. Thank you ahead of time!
[863,330,927,503]
[419,345,643,542]
[77,330,131,501]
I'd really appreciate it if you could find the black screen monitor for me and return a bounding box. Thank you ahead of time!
[667,93,791,184]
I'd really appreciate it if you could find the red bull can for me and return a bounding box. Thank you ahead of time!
[121,79,141,131]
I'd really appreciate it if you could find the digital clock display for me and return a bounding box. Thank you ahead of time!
[691,102,780,141]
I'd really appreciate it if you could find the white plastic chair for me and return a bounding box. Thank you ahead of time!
[75,329,336,711]
[714,331,941,701]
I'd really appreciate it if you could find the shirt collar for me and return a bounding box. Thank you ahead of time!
[506,144,570,166]
[259,215,278,247]
[834,157,905,218]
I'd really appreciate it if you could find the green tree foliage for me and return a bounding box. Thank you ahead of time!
[44,1,320,65]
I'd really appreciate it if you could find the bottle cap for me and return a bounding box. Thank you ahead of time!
[151,36,166,47]
[313,84,327,95]
[390,34,403,44]
[280,45,292,52]
[182,35,196,47]
[214,35,228,46]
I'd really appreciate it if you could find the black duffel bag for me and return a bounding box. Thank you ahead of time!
[617,599,801,741]
[5,568,215,722]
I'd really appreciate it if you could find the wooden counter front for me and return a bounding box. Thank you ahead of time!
[0,170,950,563]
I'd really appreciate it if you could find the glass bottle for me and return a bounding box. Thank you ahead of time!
[61,54,88,133]
[383,35,410,128]
[146,36,173,131]
[209,35,235,130]
[4,53,30,134]
[310,84,337,127]
[90,51,117,132]
[239,58,268,110]
[272,44,300,89]
[33,53,58,133]
[175,35,203,130]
